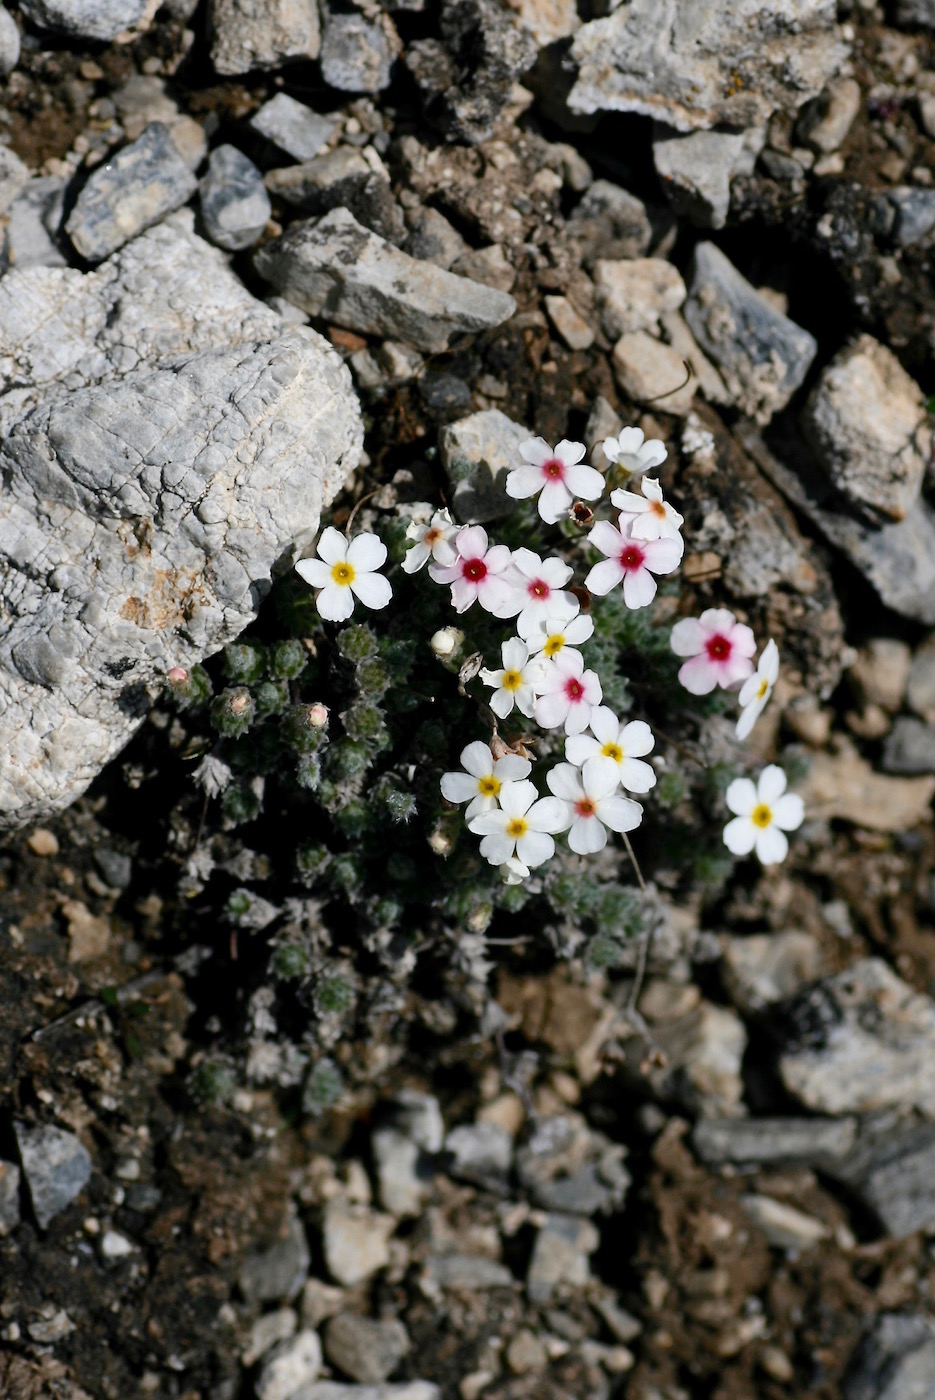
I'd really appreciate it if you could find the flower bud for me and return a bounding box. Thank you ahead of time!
[167,666,189,685]
[428,826,454,857]
[430,627,463,658]
[307,702,329,729]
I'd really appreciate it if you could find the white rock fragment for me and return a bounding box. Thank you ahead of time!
[796,77,861,154]
[254,207,516,353]
[0,143,28,217]
[322,1199,395,1286]
[250,94,338,162]
[612,330,695,416]
[0,5,20,75]
[440,408,529,523]
[100,1229,136,1259]
[19,0,152,42]
[741,1195,830,1250]
[653,126,765,229]
[544,294,594,351]
[594,257,686,339]
[210,0,320,75]
[256,1330,323,1400]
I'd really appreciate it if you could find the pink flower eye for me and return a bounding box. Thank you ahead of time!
[706,635,731,660]
[530,580,549,598]
[565,678,584,701]
[463,558,487,582]
[542,458,565,480]
[620,545,645,570]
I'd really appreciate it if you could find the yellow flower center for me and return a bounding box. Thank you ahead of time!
[478,775,500,798]
[331,561,355,586]
[543,634,564,657]
[601,742,623,763]
[751,804,772,829]
[502,669,522,691]
[506,817,528,839]
[757,677,770,699]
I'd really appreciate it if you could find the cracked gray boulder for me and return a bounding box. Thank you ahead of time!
[0,211,363,830]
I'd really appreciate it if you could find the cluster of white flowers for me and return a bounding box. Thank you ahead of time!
[295,426,804,880]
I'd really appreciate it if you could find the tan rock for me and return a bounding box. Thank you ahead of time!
[61,898,111,962]
[800,739,935,832]
[612,330,696,415]
[27,828,59,856]
[594,257,685,339]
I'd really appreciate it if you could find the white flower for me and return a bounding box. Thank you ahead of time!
[479,638,546,720]
[723,765,804,866]
[402,508,458,573]
[295,528,392,623]
[519,610,595,663]
[546,760,644,854]
[602,427,667,479]
[565,708,656,793]
[610,477,684,542]
[500,856,530,885]
[510,548,577,634]
[468,779,568,869]
[585,517,682,608]
[440,741,532,822]
[736,639,779,741]
[505,437,605,524]
[429,525,520,617]
[533,649,602,735]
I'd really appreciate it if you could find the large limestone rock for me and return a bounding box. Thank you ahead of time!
[0,212,363,829]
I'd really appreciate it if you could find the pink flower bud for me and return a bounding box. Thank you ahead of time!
[167,667,189,685]
[307,703,329,729]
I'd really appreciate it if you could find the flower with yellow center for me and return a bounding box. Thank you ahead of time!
[479,637,546,720]
[565,706,657,794]
[519,611,595,666]
[468,779,568,869]
[295,527,392,623]
[735,639,780,741]
[723,764,804,866]
[440,741,531,822]
[610,476,684,543]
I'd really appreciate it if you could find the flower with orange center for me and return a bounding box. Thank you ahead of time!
[546,760,643,855]
[402,507,458,574]
[611,476,684,543]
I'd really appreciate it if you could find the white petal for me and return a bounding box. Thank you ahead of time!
[580,757,622,800]
[564,615,594,645]
[623,567,656,609]
[669,617,706,656]
[479,833,516,866]
[585,558,625,596]
[758,765,788,804]
[346,532,387,571]
[568,815,607,854]
[401,542,430,574]
[725,778,758,818]
[619,757,656,794]
[464,793,493,822]
[493,755,532,783]
[564,701,593,736]
[588,706,619,745]
[535,692,569,729]
[490,689,514,718]
[611,490,649,515]
[761,639,780,682]
[515,829,554,867]
[553,438,586,466]
[641,477,663,502]
[456,525,488,559]
[510,547,541,579]
[538,479,572,523]
[519,436,553,466]
[441,772,482,803]
[771,793,805,832]
[737,672,761,708]
[502,636,529,670]
[564,463,605,500]
[735,697,764,741]
[461,741,494,777]
[350,571,392,610]
[315,526,347,565]
[499,780,536,817]
[546,763,584,802]
[295,558,332,588]
[615,427,645,455]
[621,720,653,756]
[315,584,355,622]
[506,465,546,499]
[756,825,788,865]
[596,793,643,833]
[469,809,508,836]
[643,537,683,575]
[723,815,757,855]
[527,796,573,833]
[565,735,600,766]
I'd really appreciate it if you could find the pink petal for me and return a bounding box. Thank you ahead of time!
[623,566,657,609]
[585,558,625,596]
[678,653,719,695]
[506,465,546,499]
[670,617,706,657]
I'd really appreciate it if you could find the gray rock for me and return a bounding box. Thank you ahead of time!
[424,1254,513,1289]
[66,123,198,264]
[516,1113,630,1216]
[402,207,468,270]
[0,5,20,75]
[0,144,28,217]
[594,257,686,339]
[741,423,935,626]
[439,409,528,523]
[883,717,935,776]
[324,1315,409,1385]
[567,179,652,263]
[295,1386,440,1400]
[449,244,515,295]
[19,0,149,41]
[372,1090,442,1216]
[265,149,404,242]
[254,208,516,354]
[627,997,747,1118]
[845,1314,935,1400]
[897,0,935,22]
[0,213,361,829]
[257,1330,322,1400]
[0,1159,21,1235]
[849,637,913,713]
[16,1122,92,1229]
[836,1117,935,1237]
[684,242,818,422]
[322,1199,395,1286]
[527,1213,599,1304]
[210,0,320,75]
[93,848,132,889]
[568,0,849,130]
[320,12,399,93]
[240,1207,311,1303]
[544,295,594,352]
[796,78,861,153]
[802,335,928,522]
[888,186,935,246]
[908,637,935,720]
[199,144,271,252]
[693,1116,858,1167]
[778,959,935,1117]
[445,1121,513,1193]
[721,931,822,1013]
[653,126,765,229]
[243,1310,299,1368]
[250,95,338,163]
[112,75,207,171]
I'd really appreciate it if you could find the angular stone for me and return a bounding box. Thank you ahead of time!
[0,213,361,829]
[265,149,404,242]
[612,330,695,416]
[16,1122,92,1229]
[693,1116,858,1167]
[322,1199,395,1287]
[324,1315,410,1385]
[527,1213,599,1304]
[908,637,935,721]
[0,6,20,76]
[199,145,271,252]
[449,244,515,294]
[66,123,198,263]
[684,242,817,422]
[802,336,928,522]
[740,1194,829,1250]
[849,638,913,713]
[402,207,468,270]
[320,11,399,92]
[6,176,67,271]
[298,1386,439,1400]
[836,1117,935,1237]
[210,0,320,75]
[883,717,935,776]
[250,95,338,162]
[256,1330,322,1400]
[544,294,594,351]
[721,931,822,1014]
[888,186,935,246]
[372,1090,442,1216]
[567,180,652,263]
[568,0,849,131]
[19,0,150,41]
[653,126,764,229]
[594,257,686,339]
[796,78,861,153]
[516,1113,630,1216]
[0,1160,21,1235]
[0,143,28,218]
[111,75,207,171]
[630,997,747,1117]
[439,409,528,523]
[424,1254,513,1290]
[845,1314,935,1400]
[778,959,935,1117]
[240,1207,311,1303]
[797,740,935,831]
[445,1121,513,1193]
[255,208,516,354]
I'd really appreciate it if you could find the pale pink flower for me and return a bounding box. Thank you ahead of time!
[506,437,604,524]
[723,765,804,866]
[610,477,684,542]
[565,708,656,793]
[510,548,577,634]
[585,518,682,608]
[546,760,644,855]
[402,508,458,573]
[429,525,520,617]
[534,649,602,735]
[670,608,756,695]
[468,779,568,869]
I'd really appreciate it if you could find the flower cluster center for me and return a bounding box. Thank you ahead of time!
[543,635,564,656]
[530,580,550,598]
[575,797,597,818]
[620,545,644,570]
[543,458,565,480]
[565,678,584,701]
[602,742,623,762]
[502,670,522,691]
[506,817,529,839]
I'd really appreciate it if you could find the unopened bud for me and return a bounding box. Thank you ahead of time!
[430,627,463,658]
[428,826,454,857]
[307,702,329,729]
[229,691,252,716]
[167,666,189,685]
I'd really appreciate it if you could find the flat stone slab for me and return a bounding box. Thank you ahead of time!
[254,207,516,353]
[0,212,362,829]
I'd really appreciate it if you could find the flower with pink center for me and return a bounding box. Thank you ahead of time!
[505,437,605,524]
[670,608,756,695]
[610,477,684,542]
[534,649,603,735]
[509,548,577,633]
[584,518,683,608]
[429,525,520,617]
[546,760,644,855]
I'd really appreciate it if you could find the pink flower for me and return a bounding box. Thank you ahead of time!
[534,649,603,735]
[510,548,577,633]
[584,518,682,608]
[506,437,605,524]
[670,608,756,695]
[429,525,520,617]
